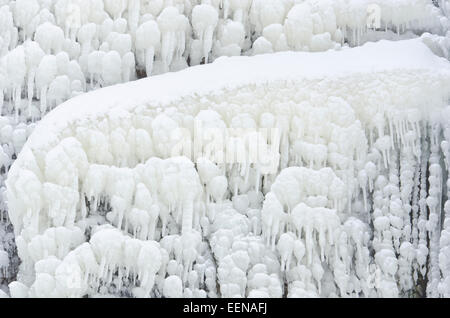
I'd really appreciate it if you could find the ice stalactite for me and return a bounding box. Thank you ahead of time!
[397,148,417,295]
[157,7,188,73]
[426,123,443,298]
[192,4,219,65]
[5,47,26,120]
[23,41,44,117]
[202,154,281,298]
[372,169,400,298]
[104,0,128,20]
[35,55,57,115]
[135,21,161,77]
[417,135,430,285]
[439,106,450,296]
[14,0,40,42]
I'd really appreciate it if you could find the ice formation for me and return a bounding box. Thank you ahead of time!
[0,0,447,121]
[4,38,450,297]
[1,0,450,298]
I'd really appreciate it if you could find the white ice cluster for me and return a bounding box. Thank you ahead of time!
[5,38,450,297]
[0,117,34,294]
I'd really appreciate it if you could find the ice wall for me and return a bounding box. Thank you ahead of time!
[5,39,450,297]
[1,3,448,294]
